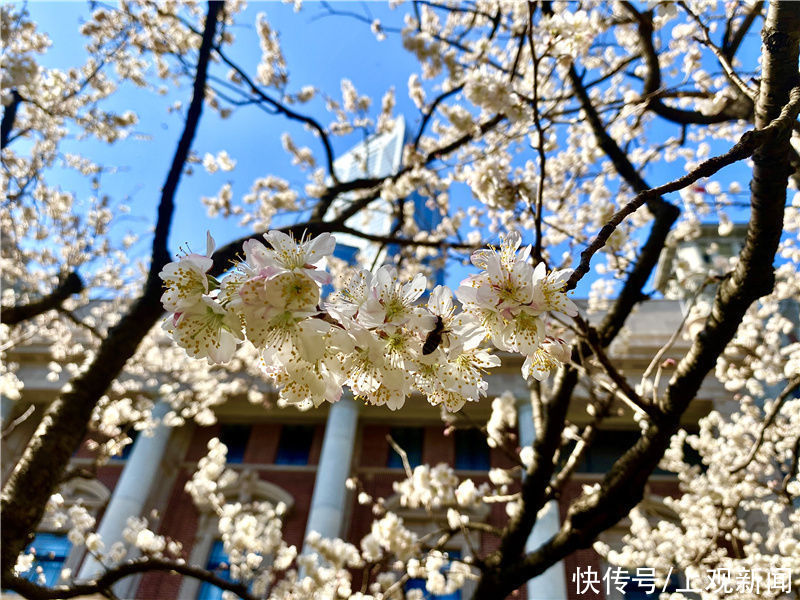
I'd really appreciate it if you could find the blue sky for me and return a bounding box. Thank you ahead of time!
[25,2,428,263]
[21,2,763,299]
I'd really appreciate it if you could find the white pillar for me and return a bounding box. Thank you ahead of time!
[302,395,358,551]
[79,402,172,581]
[1,396,14,427]
[518,398,568,600]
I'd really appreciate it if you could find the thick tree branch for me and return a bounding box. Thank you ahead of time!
[1,272,84,326]
[723,0,765,60]
[562,60,681,344]
[4,557,258,600]
[480,4,800,595]
[0,1,222,581]
[621,1,754,125]
[1,89,22,149]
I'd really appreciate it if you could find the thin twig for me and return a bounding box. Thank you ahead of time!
[566,86,800,291]
[730,377,800,474]
[386,434,414,479]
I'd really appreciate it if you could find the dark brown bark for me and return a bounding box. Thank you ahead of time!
[562,64,680,345]
[1,272,84,325]
[622,1,754,125]
[1,89,22,149]
[723,0,765,60]
[473,2,800,597]
[4,557,258,600]
[0,1,223,582]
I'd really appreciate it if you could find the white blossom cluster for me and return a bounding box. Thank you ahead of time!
[598,385,800,599]
[160,230,577,412]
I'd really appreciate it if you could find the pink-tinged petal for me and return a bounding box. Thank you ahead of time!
[428,285,453,316]
[532,261,546,283]
[263,230,294,253]
[550,268,573,286]
[470,249,493,270]
[373,265,396,302]
[357,297,387,329]
[475,284,499,307]
[454,284,478,305]
[306,268,333,286]
[183,254,213,274]
[243,239,272,267]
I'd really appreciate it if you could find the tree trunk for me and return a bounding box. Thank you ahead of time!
[0,1,223,581]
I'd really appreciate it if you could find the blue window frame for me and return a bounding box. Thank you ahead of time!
[198,540,232,600]
[333,243,359,264]
[387,427,424,469]
[275,425,315,465]
[24,533,71,587]
[454,429,490,471]
[405,550,462,600]
[218,424,252,464]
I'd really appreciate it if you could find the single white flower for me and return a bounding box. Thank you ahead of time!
[165,296,243,363]
[159,232,216,312]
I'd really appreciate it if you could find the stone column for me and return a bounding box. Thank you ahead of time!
[1,396,14,427]
[78,402,172,582]
[302,394,358,551]
[518,397,568,600]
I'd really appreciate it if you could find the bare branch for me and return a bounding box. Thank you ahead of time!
[621,1,754,125]
[730,377,800,473]
[3,557,259,600]
[723,0,765,59]
[565,93,800,292]
[1,272,84,326]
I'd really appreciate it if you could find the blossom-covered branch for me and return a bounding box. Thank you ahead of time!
[160,230,576,411]
[0,271,83,326]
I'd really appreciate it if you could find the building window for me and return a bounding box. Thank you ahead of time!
[454,429,490,471]
[387,427,424,469]
[577,431,679,475]
[405,550,462,600]
[218,424,252,464]
[197,540,232,600]
[111,430,139,461]
[274,425,315,465]
[24,533,71,587]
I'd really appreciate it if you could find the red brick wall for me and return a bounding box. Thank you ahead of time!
[126,420,683,600]
[185,424,220,462]
[136,470,198,599]
[359,425,391,467]
[244,423,280,463]
[260,470,317,548]
[423,425,455,465]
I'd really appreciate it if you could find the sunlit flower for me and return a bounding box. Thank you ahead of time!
[165,297,243,363]
[530,263,578,317]
[159,231,216,312]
